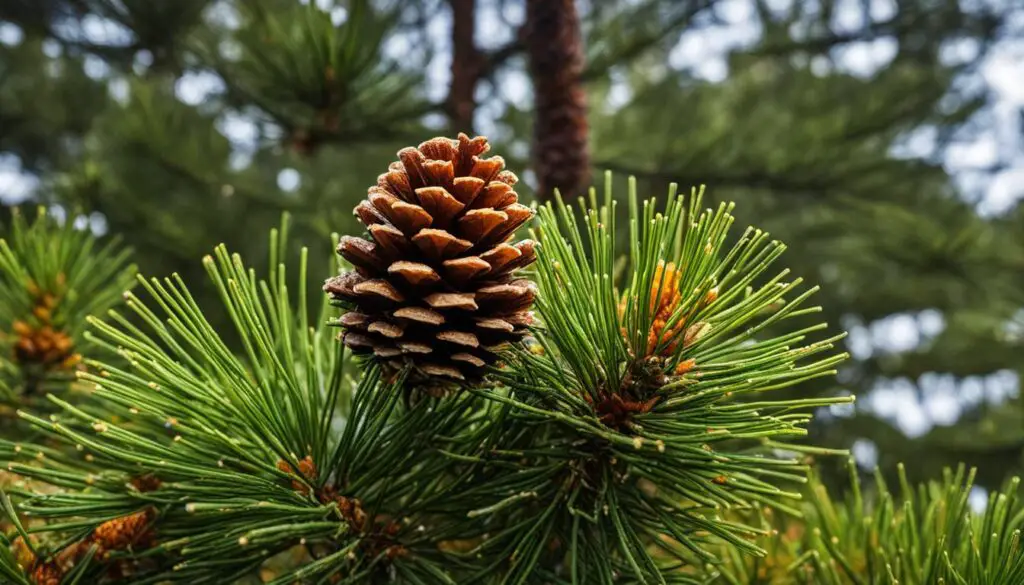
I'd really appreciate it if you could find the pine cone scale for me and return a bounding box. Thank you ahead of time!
[326,134,536,381]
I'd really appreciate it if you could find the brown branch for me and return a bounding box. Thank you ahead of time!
[525,0,589,200]
[445,0,483,131]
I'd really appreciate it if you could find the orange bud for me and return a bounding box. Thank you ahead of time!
[32,305,51,323]
[674,358,696,375]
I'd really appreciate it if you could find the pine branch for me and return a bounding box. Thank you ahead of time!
[196,0,427,156]
[0,214,499,583]
[477,173,851,581]
[0,206,136,410]
[714,461,1024,584]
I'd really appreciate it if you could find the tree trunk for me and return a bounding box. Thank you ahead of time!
[447,0,482,131]
[524,0,589,200]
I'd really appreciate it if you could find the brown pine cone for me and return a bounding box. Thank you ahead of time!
[12,321,78,369]
[30,561,63,585]
[91,508,154,555]
[325,134,537,382]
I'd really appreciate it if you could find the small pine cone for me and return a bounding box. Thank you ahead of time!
[91,509,154,554]
[325,134,537,382]
[129,473,162,493]
[12,321,78,368]
[277,456,317,494]
[30,562,63,585]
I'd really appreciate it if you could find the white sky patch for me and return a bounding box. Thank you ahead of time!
[48,204,67,224]
[863,370,1019,438]
[870,313,921,354]
[667,3,761,83]
[891,125,940,159]
[947,136,1000,169]
[217,112,260,152]
[87,211,109,236]
[868,379,931,437]
[870,0,898,21]
[41,38,62,58]
[985,369,1019,402]
[498,69,531,106]
[204,1,241,30]
[48,13,134,47]
[922,382,962,425]
[845,322,873,360]
[83,54,111,79]
[0,155,39,204]
[958,375,985,405]
[0,22,24,46]
[833,38,898,78]
[478,0,521,50]
[108,77,130,104]
[940,37,981,67]
[521,169,538,192]
[330,6,348,26]
[810,55,833,77]
[508,140,529,160]
[968,485,989,513]
[605,69,633,111]
[917,309,945,338]
[843,309,945,361]
[228,151,253,171]
[851,438,879,468]
[984,45,1024,104]
[133,49,154,75]
[979,167,1024,215]
[277,168,301,192]
[174,71,226,106]
[718,0,755,22]
[832,0,867,33]
[422,112,447,130]
[419,9,453,104]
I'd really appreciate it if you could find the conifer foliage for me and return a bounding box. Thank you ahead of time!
[0,138,1020,584]
[0,208,135,411]
[477,175,850,582]
[716,461,1024,585]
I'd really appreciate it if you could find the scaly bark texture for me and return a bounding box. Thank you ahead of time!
[525,0,589,200]
[447,0,482,131]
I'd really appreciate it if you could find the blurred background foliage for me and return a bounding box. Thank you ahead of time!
[1,0,1023,497]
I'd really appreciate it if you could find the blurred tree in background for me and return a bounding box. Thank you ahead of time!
[1,0,1023,493]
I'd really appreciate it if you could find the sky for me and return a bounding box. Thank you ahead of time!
[1,0,1023,453]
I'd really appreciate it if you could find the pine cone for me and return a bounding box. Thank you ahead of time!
[91,509,154,555]
[12,320,78,369]
[325,134,537,382]
[30,562,63,585]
